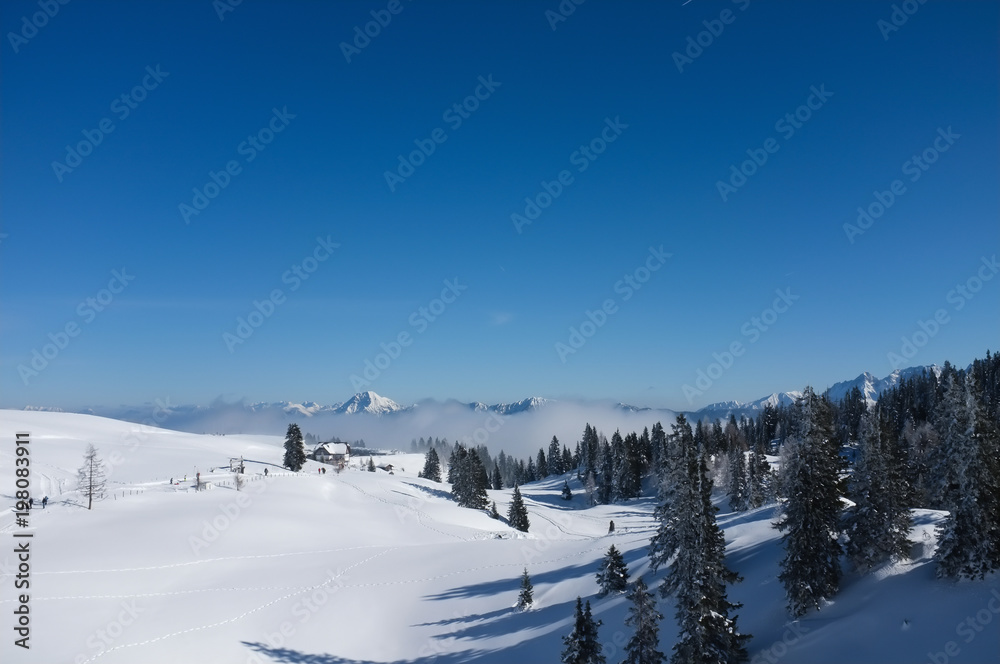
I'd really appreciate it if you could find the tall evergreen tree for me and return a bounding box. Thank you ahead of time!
[622,576,665,664]
[746,439,771,509]
[282,423,306,472]
[845,407,912,572]
[526,457,537,483]
[934,371,1000,579]
[598,440,614,504]
[517,567,534,610]
[726,438,749,512]
[549,436,565,475]
[595,544,629,595]
[649,415,691,573]
[563,445,575,475]
[508,485,530,532]
[421,448,442,482]
[537,448,549,479]
[77,443,107,510]
[491,462,504,490]
[776,387,844,617]
[561,598,605,664]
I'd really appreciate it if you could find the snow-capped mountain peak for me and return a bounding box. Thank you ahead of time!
[333,391,407,415]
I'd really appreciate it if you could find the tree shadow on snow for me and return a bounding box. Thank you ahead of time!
[242,641,498,663]
[423,562,594,601]
[399,481,453,502]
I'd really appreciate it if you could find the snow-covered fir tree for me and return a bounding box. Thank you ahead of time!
[537,448,549,479]
[650,415,749,663]
[282,423,306,472]
[934,371,1000,579]
[596,544,629,596]
[508,485,530,532]
[746,439,771,509]
[421,448,442,482]
[845,406,912,572]
[561,480,573,501]
[561,597,605,664]
[622,576,665,664]
[727,443,749,512]
[549,436,564,475]
[516,567,534,610]
[598,439,614,504]
[776,387,844,617]
[491,463,504,490]
[451,447,489,509]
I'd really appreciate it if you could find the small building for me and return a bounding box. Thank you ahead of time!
[314,442,351,469]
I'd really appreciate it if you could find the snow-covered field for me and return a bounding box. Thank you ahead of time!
[1,410,997,664]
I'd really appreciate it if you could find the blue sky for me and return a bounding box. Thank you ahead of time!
[1,0,997,411]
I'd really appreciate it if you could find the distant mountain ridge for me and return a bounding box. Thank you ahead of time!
[22,366,939,434]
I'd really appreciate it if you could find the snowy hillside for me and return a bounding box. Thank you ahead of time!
[1,410,997,664]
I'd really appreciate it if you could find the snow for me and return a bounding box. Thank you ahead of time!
[1,410,997,664]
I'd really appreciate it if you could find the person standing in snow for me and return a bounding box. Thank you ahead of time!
[42,496,48,509]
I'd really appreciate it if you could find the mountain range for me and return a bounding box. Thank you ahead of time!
[19,366,943,447]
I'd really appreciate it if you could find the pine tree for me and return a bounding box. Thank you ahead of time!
[649,415,691,574]
[491,463,504,490]
[747,439,771,509]
[517,567,534,610]
[421,448,442,482]
[596,544,629,595]
[508,485,530,532]
[282,423,306,472]
[526,457,537,483]
[777,387,844,617]
[367,457,376,472]
[934,371,999,579]
[664,433,750,663]
[77,443,107,510]
[549,436,565,475]
[537,448,549,479]
[561,598,605,664]
[561,480,573,501]
[845,407,912,572]
[622,576,665,664]
[488,501,500,519]
[727,443,749,512]
[598,440,614,504]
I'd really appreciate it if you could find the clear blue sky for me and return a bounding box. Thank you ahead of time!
[1,0,997,411]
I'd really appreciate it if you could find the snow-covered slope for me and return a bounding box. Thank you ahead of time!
[0,410,996,664]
